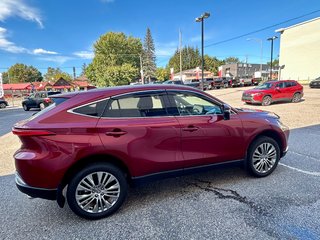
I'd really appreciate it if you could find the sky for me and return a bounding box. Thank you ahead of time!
[0,0,319,75]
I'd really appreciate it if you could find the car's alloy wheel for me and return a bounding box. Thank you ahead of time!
[0,103,6,109]
[39,103,45,110]
[23,104,29,111]
[67,163,127,220]
[247,136,280,177]
[292,93,301,103]
[262,96,272,106]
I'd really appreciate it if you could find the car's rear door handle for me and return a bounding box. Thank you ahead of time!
[182,126,199,132]
[105,130,127,137]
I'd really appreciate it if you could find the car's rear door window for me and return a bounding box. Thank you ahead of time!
[72,100,108,117]
[103,93,168,118]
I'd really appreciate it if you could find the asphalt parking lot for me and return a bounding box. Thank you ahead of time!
[0,86,319,239]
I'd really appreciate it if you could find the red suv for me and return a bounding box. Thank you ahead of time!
[242,80,303,106]
[13,85,289,219]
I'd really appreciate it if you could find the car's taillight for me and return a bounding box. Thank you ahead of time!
[44,98,52,103]
[12,128,56,136]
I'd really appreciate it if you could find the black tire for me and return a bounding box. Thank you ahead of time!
[292,93,301,103]
[262,96,272,106]
[67,163,127,220]
[0,103,6,109]
[246,136,280,177]
[23,104,29,111]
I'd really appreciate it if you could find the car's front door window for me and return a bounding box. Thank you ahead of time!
[172,93,222,116]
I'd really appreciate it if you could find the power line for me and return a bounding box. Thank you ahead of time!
[205,9,320,48]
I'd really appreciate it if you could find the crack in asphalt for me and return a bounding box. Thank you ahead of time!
[186,179,271,217]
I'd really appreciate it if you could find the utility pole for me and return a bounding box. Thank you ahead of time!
[179,29,182,81]
[73,67,76,80]
[140,54,144,84]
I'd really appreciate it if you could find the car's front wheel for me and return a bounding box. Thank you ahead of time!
[67,163,127,220]
[262,96,272,106]
[39,103,45,110]
[22,104,29,111]
[0,103,6,109]
[246,136,280,177]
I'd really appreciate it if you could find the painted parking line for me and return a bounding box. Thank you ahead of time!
[289,151,320,162]
[279,163,320,177]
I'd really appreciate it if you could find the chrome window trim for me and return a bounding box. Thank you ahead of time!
[67,88,236,119]
[67,97,110,119]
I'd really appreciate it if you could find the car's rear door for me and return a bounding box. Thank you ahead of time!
[166,90,245,168]
[97,90,183,178]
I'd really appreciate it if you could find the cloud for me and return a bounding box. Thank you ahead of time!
[37,56,74,64]
[156,41,178,57]
[33,48,58,55]
[73,51,94,59]
[0,27,28,53]
[0,0,43,28]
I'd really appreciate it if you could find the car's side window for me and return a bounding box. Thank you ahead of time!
[276,82,285,88]
[103,93,168,118]
[170,92,222,116]
[284,82,292,88]
[73,100,108,117]
[35,93,40,98]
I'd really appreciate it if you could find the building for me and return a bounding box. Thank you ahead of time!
[219,63,269,79]
[173,68,214,82]
[276,17,320,81]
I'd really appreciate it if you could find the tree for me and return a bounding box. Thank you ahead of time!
[156,67,170,81]
[44,67,72,82]
[1,63,42,83]
[224,57,240,64]
[168,46,201,73]
[142,28,157,83]
[86,32,143,87]
[204,55,224,75]
[81,63,87,76]
[267,59,279,68]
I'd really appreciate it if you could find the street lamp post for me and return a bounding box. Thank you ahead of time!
[267,36,278,80]
[196,12,210,91]
[247,38,263,76]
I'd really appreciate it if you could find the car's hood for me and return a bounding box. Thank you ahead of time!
[243,89,266,94]
[236,108,280,119]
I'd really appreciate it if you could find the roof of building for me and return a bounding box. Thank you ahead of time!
[3,83,31,90]
[276,17,320,33]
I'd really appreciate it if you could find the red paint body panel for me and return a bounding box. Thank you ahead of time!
[13,85,289,191]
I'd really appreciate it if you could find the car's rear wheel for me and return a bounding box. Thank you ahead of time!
[0,103,6,109]
[23,104,29,111]
[67,163,127,220]
[39,103,45,110]
[246,136,280,177]
[292,93,301,103]
[262,96,272,106]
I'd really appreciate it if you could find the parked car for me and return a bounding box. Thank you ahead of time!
[162,80,184,85]
[211,77,227,89]
[13,85,289,219]
[309,77,320,88]
[184,79,210,91]
[239,77,252,86]
[22,91,61,111]
[242,80,303,106]
[0,97,8,109]
[251,78,263,86]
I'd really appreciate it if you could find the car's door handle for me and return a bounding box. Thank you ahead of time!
[105,130,127,137]
[182,126,199,132]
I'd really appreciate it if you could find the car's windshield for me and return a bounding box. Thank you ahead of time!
[254,82,273,89]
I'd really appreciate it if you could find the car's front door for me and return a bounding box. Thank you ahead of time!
[167,90,245,168]
[97,91,183,178]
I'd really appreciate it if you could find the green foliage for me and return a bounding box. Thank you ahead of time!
[267,59,279,67]
[44,67,72,81]
[204,55,224,75]
[81,63,87,76]
[224,57,240,64]
[143,28,157,82]
[86,32,143,86]
[168,46,201,73]
[2,63,42,83]
[156,67,170,81]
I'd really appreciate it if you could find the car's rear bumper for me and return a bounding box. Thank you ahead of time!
[15,172,57,200]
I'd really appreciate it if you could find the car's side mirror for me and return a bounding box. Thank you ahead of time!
[222,104,231,120]
[275,87,280,91]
